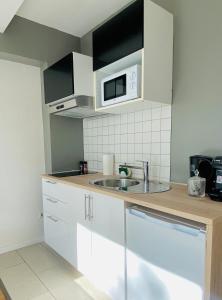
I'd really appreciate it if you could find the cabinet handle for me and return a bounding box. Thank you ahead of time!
[46,198,58,204]
[84,195,87,220]
[89,195,93,220]
[45,180,57,184]
[47,216,59,223]
[84,194,90,220]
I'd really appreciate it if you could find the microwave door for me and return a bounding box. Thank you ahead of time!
[104,78,116,101]
[103,74,127,106]
[116,75,126,97]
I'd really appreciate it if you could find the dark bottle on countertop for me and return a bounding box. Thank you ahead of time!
[80,161,84,175]
[83,161,88,175]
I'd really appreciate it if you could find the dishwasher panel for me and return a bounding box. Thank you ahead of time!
[126,206,206,300]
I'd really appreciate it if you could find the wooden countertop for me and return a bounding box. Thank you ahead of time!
[42,173,222,225]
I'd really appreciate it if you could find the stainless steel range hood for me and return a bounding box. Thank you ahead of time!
[48,96,105,118]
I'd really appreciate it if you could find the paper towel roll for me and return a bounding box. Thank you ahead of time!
[103,154,114,175]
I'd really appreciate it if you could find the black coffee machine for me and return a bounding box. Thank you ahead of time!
[190,155,222,201]
[208,157,222,201]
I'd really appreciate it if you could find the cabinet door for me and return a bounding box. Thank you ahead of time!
[44,212,76,266]
[93,0,144,71]
[75,192,92,279]
[90,192,125,300]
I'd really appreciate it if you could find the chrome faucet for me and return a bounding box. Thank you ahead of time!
[119,161,149,183]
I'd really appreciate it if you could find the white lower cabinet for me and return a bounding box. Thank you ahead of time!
[42,179,89,269]
[42,179,125,300]
[90,192,125,300]
[75,192,125,300]
[44,212,76,266]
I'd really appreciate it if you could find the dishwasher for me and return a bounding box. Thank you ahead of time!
[126,206,206,300]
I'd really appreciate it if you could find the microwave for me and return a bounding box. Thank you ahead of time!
[101,64,141,107]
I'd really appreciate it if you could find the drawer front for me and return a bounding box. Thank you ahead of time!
[42,178,88,206]
[43,195,75,224]
[42,179,67,200]
[44,212,76,266]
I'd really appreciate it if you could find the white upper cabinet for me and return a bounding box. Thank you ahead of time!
[43,52,93,106]
[93,0,173,113]
[143,0,173,105]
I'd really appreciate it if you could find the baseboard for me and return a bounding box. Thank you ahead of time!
[0,237,44,255]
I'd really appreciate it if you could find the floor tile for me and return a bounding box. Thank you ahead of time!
[0,251,23,272]
[0,263,36,287]
[75,276,111,300]
[50,282,93,300]
[30,292,55,300]
[1,264,48,300]
[38,264,81,290]
[17,244,62,274]
[5,278,48,300]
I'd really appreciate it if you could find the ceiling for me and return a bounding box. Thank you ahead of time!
[0,0,24,33]
[16,0,132,37]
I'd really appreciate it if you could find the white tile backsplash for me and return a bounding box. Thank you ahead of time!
[152,108,161,120]
[83,104,171,181]
[152,119,161,131]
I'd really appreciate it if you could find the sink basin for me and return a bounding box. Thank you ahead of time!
[92,178,140,190]
[90,178,171,193]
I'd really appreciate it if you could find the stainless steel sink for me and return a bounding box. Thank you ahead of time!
[90,178,171,193]
[92,178,140,190]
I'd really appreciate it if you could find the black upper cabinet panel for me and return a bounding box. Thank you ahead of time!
[44,53,74,104]
[93,0,144,71]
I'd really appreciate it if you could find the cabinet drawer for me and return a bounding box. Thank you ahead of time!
[43,195,75,224]
[42,179,67,200]
[44,212,76,266]
[42,178,88,206]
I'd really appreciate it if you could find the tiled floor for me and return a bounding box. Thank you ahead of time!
[0,243,110,300]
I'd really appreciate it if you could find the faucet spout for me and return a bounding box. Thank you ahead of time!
[142,161,149,184]
[119,161,149,183]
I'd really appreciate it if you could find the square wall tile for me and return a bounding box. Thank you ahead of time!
[161,105,171,119]
[161,130,171,143]
[161,143,171,155]
[152,108,161,120]
[161,118,171,131]
[143,110,151,121]
[143,121,151,132]
[152,119,161,131]
[151,155,161,166]
[152,131,161,143]
[151,143,161,155]
[135,122,143,133]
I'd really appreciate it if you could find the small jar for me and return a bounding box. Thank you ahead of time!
[188,170,206,197]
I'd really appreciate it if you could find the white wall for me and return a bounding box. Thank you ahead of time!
[83,103,171,182]
[171,0,222,182]
[0,59,45,254]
